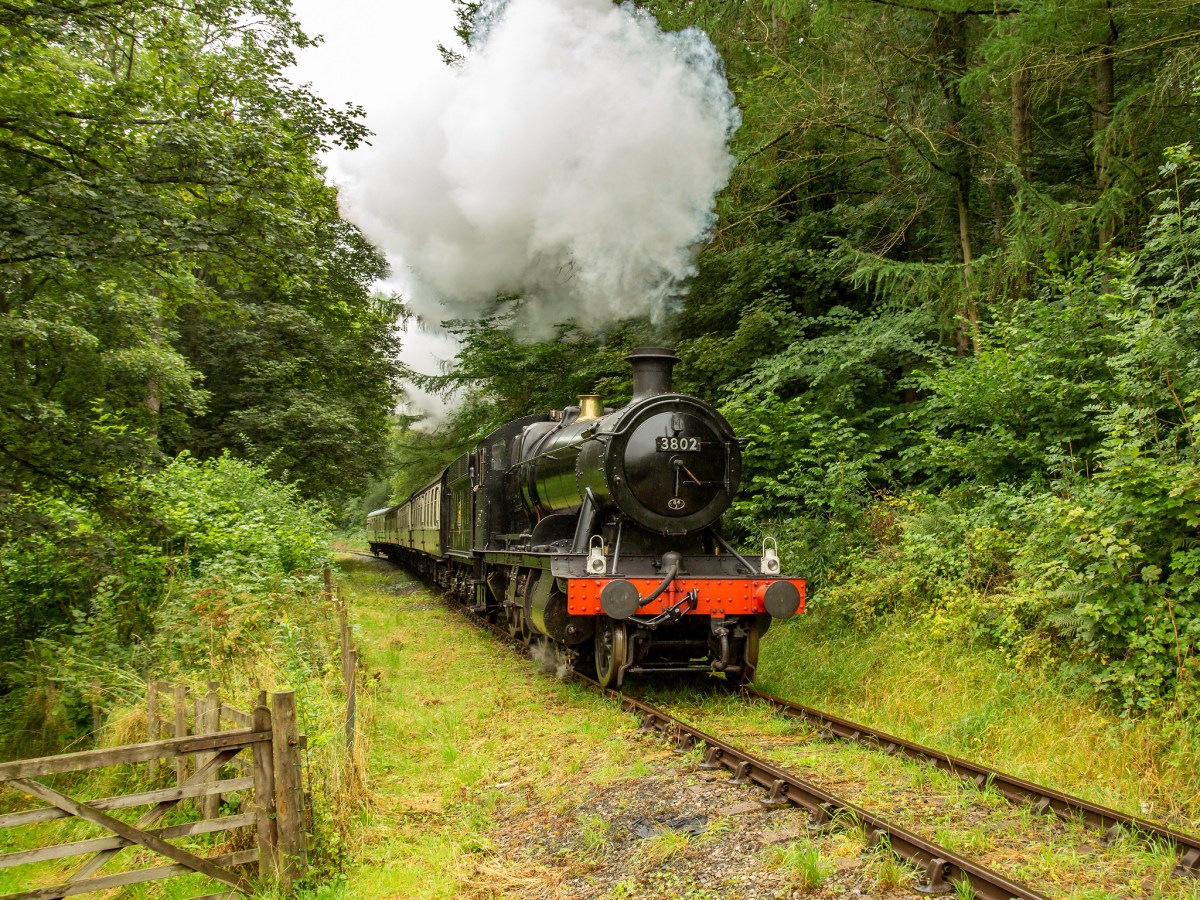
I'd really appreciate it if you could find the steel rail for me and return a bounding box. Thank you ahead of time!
[742,686,1200,878]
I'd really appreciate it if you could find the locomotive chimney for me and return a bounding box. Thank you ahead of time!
[627,347,680,400]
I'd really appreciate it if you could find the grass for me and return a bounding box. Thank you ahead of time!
[768,838,831,890]
[576,811,610,854]
[332,556,647,899]
[637,828,693,867]
[755,609,1200,829]
[864,845,912,891]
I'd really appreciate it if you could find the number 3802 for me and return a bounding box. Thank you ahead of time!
[656,436,701,452]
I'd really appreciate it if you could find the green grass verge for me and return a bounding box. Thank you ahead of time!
[333,557,647,899]
[755,609,1200,827]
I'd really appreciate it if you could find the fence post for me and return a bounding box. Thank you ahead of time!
[323,565,333,605]
[345,648,357,757]
[193,693,204,809]
[252,691,278,880]
[271,690,304,889]
[338,593,357,758]
[147,679,159,781]
[173,683,189,787]
[90,678,102,746]
[338,602,350,681]
[203,681,221,819]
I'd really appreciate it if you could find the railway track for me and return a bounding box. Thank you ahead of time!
[469,610,1048,896]
[348,551,1200,895]
[602,681,1047,900]
[739,685,1200,880]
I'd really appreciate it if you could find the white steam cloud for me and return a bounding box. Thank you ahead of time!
[342,0,739,335]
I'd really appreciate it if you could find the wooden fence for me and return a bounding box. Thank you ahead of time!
[0,684,307,899]
[0,566,361,899]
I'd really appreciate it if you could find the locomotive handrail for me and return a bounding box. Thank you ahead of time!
[711,531,756,574]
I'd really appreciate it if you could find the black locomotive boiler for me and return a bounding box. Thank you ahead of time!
[367,348,805,688]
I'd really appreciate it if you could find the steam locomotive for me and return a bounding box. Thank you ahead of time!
[367,348,805,688]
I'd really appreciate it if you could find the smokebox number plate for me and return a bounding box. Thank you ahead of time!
[656,437,701,452]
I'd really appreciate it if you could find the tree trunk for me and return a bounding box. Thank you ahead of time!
[955,177,979,355]
[935,13,980,355]
[1011,66,1033,179]
[1095,1,1116,251]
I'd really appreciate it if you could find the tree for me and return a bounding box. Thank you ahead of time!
[174,207,404,503]
[0,0,374,498]
[0,0,406,729]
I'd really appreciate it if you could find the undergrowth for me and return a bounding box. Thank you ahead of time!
[0,453,364,892]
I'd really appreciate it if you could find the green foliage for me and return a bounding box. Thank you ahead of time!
[151,451,330,581]
[700,146,1200,710]
[0,452,331,756]
[722,391,879,593]
[0,0,401,505]
[178,289,404,504]
[912,262,1121,485]
[0,0,400,754]
[421,315,642,432]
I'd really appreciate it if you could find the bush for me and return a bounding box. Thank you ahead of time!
[0,452,333,756]
[152,451,331,582]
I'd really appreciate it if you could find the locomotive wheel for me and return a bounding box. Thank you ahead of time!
[594,617,628,689]
[724,625,760,688]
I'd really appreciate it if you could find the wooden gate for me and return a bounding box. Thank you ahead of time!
[0,687,306,899]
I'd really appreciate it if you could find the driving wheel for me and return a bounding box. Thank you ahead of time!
[594,617,628,689]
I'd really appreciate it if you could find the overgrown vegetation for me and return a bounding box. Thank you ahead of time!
[0,0,403,755]
[398,0,1200,717]
[0,453,330,751]
[0,451,365,892]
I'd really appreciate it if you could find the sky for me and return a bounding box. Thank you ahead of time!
[287,0,463,414]
[288,0,456,151]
